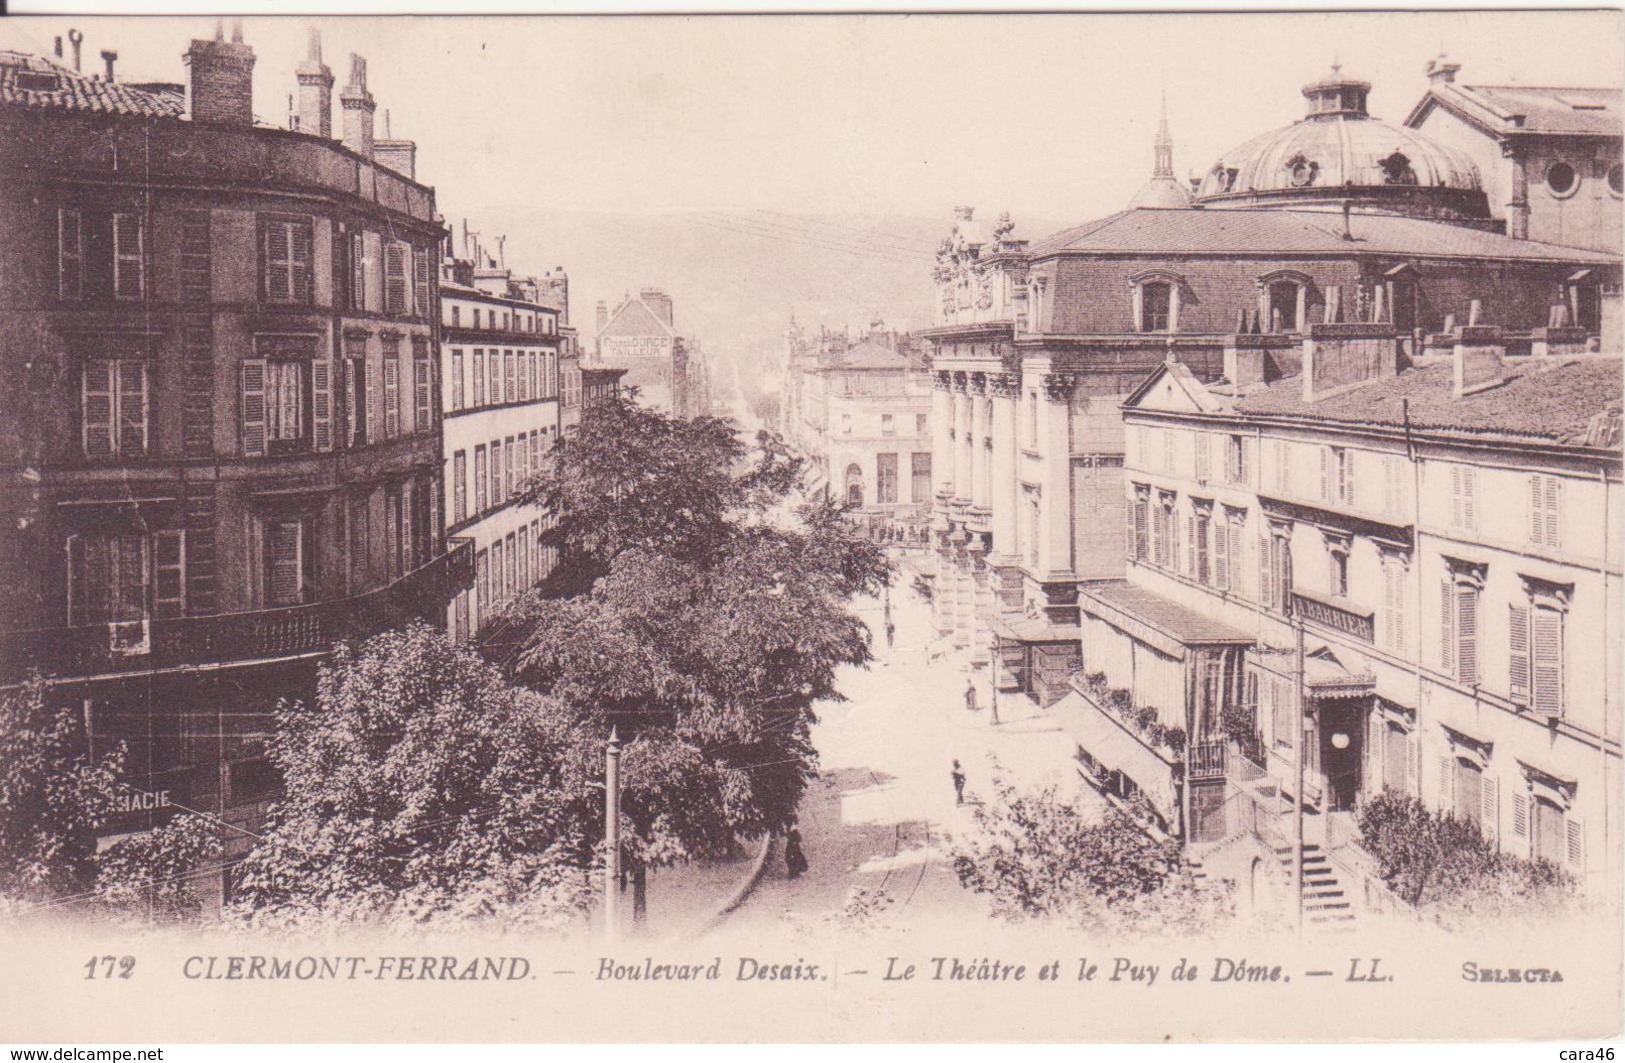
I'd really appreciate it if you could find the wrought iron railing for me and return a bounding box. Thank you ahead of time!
[0,538,475,682]
[1187,739,1227,780]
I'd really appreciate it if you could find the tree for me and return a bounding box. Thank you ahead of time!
[231,624,598,930]
[950,768,1232,934]
[1357,790,1573,922]
[0,676,219,921]
[509,395,889,916]
[0,677,121,905]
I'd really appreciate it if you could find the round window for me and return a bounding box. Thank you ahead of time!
[1608,162,1623,198]
[1546,161,1579,197]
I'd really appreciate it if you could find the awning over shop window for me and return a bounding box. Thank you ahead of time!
[1052,689,1179,824]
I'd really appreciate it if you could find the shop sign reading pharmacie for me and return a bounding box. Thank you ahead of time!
[1291,590,1375,644]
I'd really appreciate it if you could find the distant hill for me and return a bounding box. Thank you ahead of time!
[451,207,1065,394]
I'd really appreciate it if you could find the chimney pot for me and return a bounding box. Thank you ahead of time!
[67,29,83,72]
[186,27,256,127]
[340,53,377,159]
[101,49,117,83]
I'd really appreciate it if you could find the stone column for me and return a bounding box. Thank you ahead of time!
[931,372,953,500]
[951,373,971,504]
[988,373,1019,556]
[970,374,991,513]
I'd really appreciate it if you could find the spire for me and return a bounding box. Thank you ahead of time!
[1153,90,1174,179]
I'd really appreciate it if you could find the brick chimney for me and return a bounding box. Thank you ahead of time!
[340,54,376,160]
[185,20,256,127]
[596,300,609,334]
[1426,54,1461,85]
[295,26,333,138]
[640,287,673,327]
[374,109,417,179]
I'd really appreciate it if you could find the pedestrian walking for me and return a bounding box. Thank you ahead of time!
[964,678,979,713]
[784,826,809,879]
[951,760,966,805]
[884,618,895,649]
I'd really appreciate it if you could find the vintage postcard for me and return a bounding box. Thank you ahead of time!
[0,8,1621,1045]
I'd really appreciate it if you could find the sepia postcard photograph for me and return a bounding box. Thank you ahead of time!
[0,3,1621,1047]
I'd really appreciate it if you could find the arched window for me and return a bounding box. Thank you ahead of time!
[845,463,864,507]
[1130,270,1186,334]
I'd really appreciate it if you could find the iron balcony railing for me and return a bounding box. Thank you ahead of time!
[1187,738,1228,781]
[0,537,475,683]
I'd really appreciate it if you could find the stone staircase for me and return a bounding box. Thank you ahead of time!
[1279,842,1358,933]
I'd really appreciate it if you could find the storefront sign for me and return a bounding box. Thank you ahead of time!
[1292,591,1375,643]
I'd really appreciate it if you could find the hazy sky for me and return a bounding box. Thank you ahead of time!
[4,11,1620,232]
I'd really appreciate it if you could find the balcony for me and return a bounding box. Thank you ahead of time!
[0,538,475,683]
[1188,739,1227,781]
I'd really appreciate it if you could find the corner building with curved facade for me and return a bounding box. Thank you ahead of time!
[0,27,472,902]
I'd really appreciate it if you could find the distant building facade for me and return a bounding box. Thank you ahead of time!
[783,320,933,516]
[439,242,567,641]
[593,288,709,417]
[0,25,471,896]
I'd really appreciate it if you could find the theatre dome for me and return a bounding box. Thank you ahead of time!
[1194,66,1491,224]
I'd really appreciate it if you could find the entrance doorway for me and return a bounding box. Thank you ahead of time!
[1317,697,1368,812]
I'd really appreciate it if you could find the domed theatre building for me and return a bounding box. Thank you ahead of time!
[923,64,1620,897]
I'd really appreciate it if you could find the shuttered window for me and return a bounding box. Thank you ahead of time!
[1439,579,1455,674]
[1528,475,1562,550]
[261,217,313,305]
[82,360,147,458]
[1271,438,1288,494]
[1383,455,1405,517]
[112,212,145,301]
[505,351,517,407]
[311,359,333,452]
[1214,516,1230,591]
[385,243,407,314]
[1479,775,1499,843]
[58,208,84,301]
[241,359,268,457]
[344,352,367,448]
[450,352,465,411]
[1132,490,1149,562]
[474,350,487,408]
[264,520,305,606]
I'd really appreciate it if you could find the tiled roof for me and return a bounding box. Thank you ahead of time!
[1233,357,1624,447]
[1025,207,1619,263]
[1083,579,1254,645]
[833,338,909,369]
[1455,84,1621,136]
[0,50,183,118]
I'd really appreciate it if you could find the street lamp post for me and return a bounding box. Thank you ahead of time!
[604,727,622,944]
[1292,614,1307,941]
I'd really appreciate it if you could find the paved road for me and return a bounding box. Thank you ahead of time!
[714,555,1102,936]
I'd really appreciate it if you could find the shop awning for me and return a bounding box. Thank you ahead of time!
[1081,580,1252,661]
[990,613,1081,645]
[1051,689,1179,824]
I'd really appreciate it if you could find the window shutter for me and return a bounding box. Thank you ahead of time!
[475,448,488,513]
[386,243,407,314]
[385,497,399,579]
[1319,447,1330,500]
[1406,737,1420,796]
[59,208,83,300]
[1384,563,1405,652]
[1528,475,1545,545]
[382,355,400,439]
[1133,498,1147,561]
[414,355,432,433]
[1456,584,1478,686]
[1124,502,1137,560]
[292,221,313,304]
[311,358,333,452]
[115,362,147,456]
[1214,520,1229,590]
[1565,818,1583,871]
[1186,514,1196,575]
[1532,606,1564,717]
[113,212,144,300]
[351,232,367,311]
[1439,579,1455,674]
[264,221,291,302]
[1384,456,1403,517]
[1512,791,1529,842]
[1437,754,1453,812]
[413,248,431,316]
[1344,452,1356,507]
[82,361,114,458]
[241,359,268,457]
[153,530,186,618]
[1508,603,1531,702]
[267,521,303,605]
[1480,776,1499,843]
[530,431,540,472]
[1544,477,1561,550]
[1462,467,1476,530]
[453,451,467,523]
[1450,466,1464,528]
[1259,537,1274,609]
